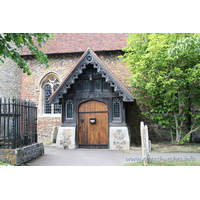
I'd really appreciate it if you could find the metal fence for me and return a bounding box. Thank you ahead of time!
[0,97,37,149]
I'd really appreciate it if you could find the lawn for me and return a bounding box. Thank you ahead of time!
[125,142,200,153]
[38,137,52,146]
[0,162,14,166]
[123,160,200,166]
[124,142,200,166]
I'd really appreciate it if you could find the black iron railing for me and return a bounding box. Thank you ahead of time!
[0,97,37,149]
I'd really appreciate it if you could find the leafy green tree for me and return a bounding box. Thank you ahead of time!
[0,33,55,75]
[121,33,200,144]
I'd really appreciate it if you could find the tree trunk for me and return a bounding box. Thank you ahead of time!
[174,111,181,143]
[176,128,181,144]
[170,129,174,143]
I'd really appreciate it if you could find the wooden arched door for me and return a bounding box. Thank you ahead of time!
[78,100,108,149]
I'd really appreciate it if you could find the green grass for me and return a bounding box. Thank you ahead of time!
[126,142,200,154]
[38,138,52,146]
[0,161,14,166]
[123,160,200,166]
[150,142,200,153]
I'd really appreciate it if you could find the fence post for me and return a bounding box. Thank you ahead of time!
[0,98,1,140]
[16,98,19,147]
[7,98,10,148]
[11,97,16,149]
[3,98,6,148]
[24,100,28,145]
[21,100,24,145]
[35,106,37,143]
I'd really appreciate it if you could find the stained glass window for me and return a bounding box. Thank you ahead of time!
[42,74,62,115]
[84,80,90,91]
[66,100,73,119]
[113,98,120,119]
[77,81,82,92]
[95,80,101,91]
[44,85,52,114]
[53,85,61,114]
[103,81,108,91]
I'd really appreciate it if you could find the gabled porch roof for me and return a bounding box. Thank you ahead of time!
[48,48,134,104]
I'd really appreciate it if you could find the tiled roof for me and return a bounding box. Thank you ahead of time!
[20,33,128,55]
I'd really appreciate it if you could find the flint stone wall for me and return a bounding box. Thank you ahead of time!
[110,127,130,150]
[0,35,22,99]
[56,127,76,149]
[0,58,22,98]
[0,142,44,165]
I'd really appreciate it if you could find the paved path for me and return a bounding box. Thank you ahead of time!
[28,148,124,166]
[27,148,200,166]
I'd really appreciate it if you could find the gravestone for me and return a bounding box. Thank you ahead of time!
[51,126,58,143]
[140,121,150,165]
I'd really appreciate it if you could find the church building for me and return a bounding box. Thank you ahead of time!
[0,33,174,150]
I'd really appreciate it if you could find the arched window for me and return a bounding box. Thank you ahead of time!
[77,81,82,92]
[66,100,73,119]
[84,80,90,91]
[113,98,120,119]
[39,72,62,116]
[103,81,108,91]
[44,85,52,114]
[95,80,101,91]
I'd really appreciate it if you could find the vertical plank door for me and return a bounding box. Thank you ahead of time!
[78,100,108,149]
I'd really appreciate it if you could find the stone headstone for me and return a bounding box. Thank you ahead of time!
[51,126,58,143]
[140,121,150,164]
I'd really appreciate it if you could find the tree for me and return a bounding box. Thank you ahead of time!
[121,33,200,144]
[0,33,55,75]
